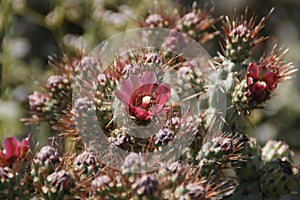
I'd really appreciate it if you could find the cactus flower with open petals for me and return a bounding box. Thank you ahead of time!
[0,133,31,167]
[116,71,171,124]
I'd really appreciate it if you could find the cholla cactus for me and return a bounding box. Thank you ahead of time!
[45,170,75,199]
[233,137,262,181]
[28,91,48,113]
[31,145,61,198]
[73,151,101,175]
[154,128,175,145]
[186,183,206,200]
[132,174,159,197]
[4,1,298,199]
[213,10,296,133]
[196,132,244,177]
[260,158,298,198]
[261,140,295,163]
[0,167,32,199]
[35,145,60,164]
[142,13,176,29]
[222,9,273,63]
[122,153,146,174]
[141,2,218,44]
[176,2,219,43]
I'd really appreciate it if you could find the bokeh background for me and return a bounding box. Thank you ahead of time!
[1,0,299,164]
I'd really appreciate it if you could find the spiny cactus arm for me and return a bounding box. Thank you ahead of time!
[221,8,274,63]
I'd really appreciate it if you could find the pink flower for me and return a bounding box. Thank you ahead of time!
[115,71,171,124]
[0,133,31,167]
[246,62,278,103]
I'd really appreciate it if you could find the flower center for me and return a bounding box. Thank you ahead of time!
[257,81,267,87]
[141,95,152,108]
[142,95,151,105]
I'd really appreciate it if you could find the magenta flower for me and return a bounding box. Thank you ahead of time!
[115,71,171,124]
[246,62,278,103]
[0,133,31,167]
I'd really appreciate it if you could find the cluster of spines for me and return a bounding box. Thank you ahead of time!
[0,131,298,199]
[212,8,297,134]
[221,8,273,63]
[16,2,300,199]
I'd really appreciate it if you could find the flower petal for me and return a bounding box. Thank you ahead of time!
[20,133,31,146]
[150,104,163,115]
[263,72,277,91]
[128,75,142,90]
[247,62,259,80]
[138,83,156,94]
[141,71,157,84]
[3,136,20,158]
[156,83,171,105]
[117,75,142,104]
[246,77,254,86]
[115,90,130,104]
[130,106,150,121]
[120,79,135,95]
[18,133,31,158]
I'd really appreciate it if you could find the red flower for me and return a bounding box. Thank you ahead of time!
[246,62,278,103]
[0,133,31,167]
[116,71,171,124]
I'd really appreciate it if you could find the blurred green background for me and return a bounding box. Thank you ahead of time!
[0,0,299,164]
